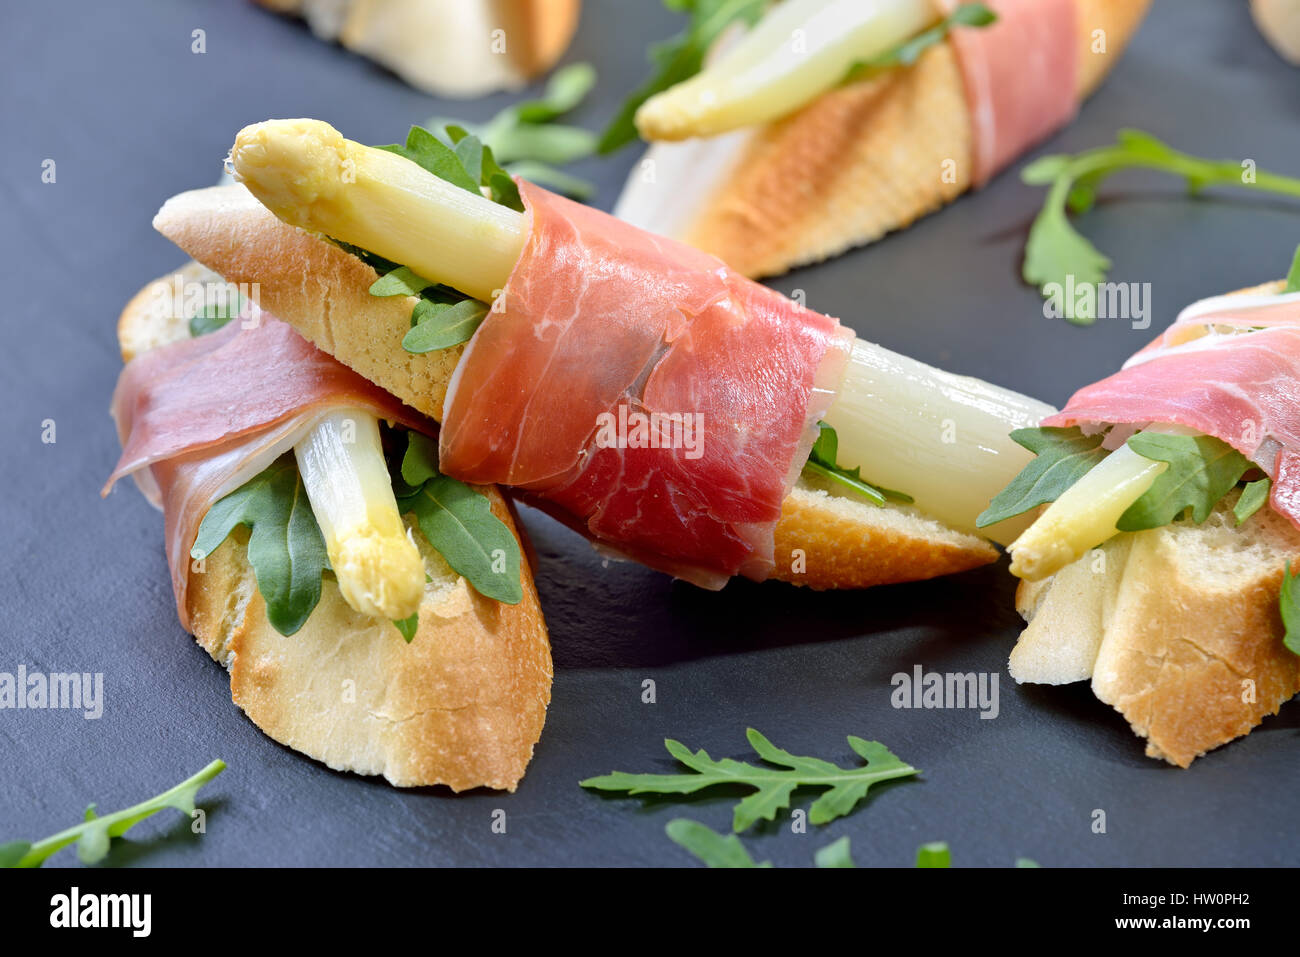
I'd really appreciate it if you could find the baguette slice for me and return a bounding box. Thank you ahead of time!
[154,183,996,591]
[617,0,1151,279]
[256,0,581,98]
[117,268,552,790]
[1013,479,1300,768]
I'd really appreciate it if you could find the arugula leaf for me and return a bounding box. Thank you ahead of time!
[845,3,996,80]
[1285,244,1300,294]
[376,125,481,195]
[580,728,919,832]
[1022,131,1300,321]
[1117,432,1252,532]
[2,760,225,868]
[1235,477,1272,526]
[977,426,1109,527]
[666,819,771,868]
[1016,857,1042,868]
[428,63,599,201]
[369,265,437,298]
[814,836,855,869]
[393,433,523,605]
[915,841,952,868]
[192,456,329,636]
[598,0,768,154]
[402,299,489,353]
[1280,562,1300,657]
[804,423,912,505]
[392,613,419,644]
[189,297,242,337]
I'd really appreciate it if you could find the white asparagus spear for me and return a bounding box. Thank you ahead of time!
[231,119,1047,544]
[1007,432,1180,581]
[635,0,939,141]
[294,409,425,621]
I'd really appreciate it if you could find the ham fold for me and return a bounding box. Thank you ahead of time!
[1042,291,1300,531]
[439,181,853,588]
[940,0,1079,187]
[105,315,429,629]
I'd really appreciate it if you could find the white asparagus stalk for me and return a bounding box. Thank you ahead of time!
[1007,437,1171,582]
[635,0,938,141]
[231,119,1049,541]
[824,340,1055,545]
[294,409,425,620]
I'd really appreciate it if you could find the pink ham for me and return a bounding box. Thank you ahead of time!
[1042,293,1300,530]
[439,181,853,588]
[940,0,1079,187]
[105,316,430,629]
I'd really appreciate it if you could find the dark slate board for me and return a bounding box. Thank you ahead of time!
[1,0,1297,868]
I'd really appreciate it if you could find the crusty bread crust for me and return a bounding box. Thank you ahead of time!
[118,271,552,790]
[257,0,580,93]
[770,476,996,589]
[156,184,997,590]
[683,0,1151,278]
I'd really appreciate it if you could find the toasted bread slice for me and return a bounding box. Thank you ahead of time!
[617,0,1151,279]
[1013,484,1300,768]
[117,269,552,790]
[154,184,998,590]
[256,0,581,97]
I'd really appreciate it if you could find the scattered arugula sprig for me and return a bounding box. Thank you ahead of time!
[0,760,226,868]
[666,825,1038,869]
[598,0,768,154]
[804,423,912,506]
[844,2,996,82]
[1022,131,1300,323]
[428,63,599,199]
[1285,244,1300,294]
[580,728,918,833]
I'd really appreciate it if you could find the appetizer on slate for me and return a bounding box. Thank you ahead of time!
[255,0,581,97]
[611,0,1151,278]
[189,118,1054,595]
[980,271,1300,766]
[106,244,551,793]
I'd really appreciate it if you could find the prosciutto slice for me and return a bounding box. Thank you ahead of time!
[106,315,429,629]
[1042,291,1300,530]
[940,0,1078,187]
[439,181,853,588]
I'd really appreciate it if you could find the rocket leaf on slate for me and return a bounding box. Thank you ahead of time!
[1117,432,1252,531]
[1,760,226,867]
[977,426,1109,527]
[580,728,919,833]
[192,456,329,636]
[666,819,771,868]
